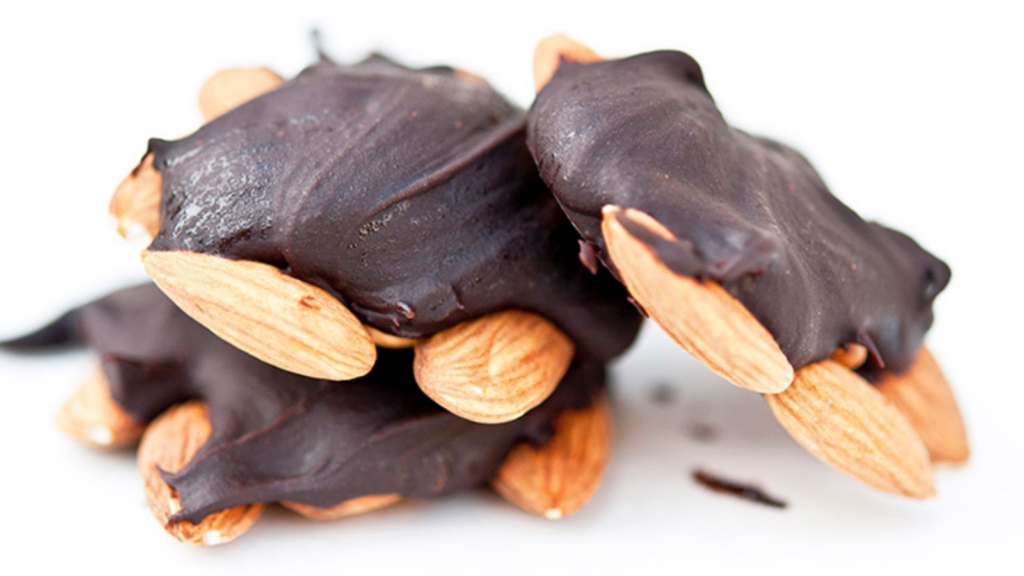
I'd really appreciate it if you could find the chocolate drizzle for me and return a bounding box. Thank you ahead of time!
[145,55,640,361]
[527,51,950,374]
[5,285,604,523]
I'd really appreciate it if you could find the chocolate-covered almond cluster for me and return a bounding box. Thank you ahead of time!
[3,35,969,547]
[526,36,966,497]
[116,53,640,425]
[4,285,608,543]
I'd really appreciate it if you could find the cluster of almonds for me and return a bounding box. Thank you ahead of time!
[6,35,967,546]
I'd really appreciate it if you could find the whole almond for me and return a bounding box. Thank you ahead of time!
[142,249,377,381]
[603,205,794,394]
[876,347,969,464]
[56,364,144,449]
[282,494,402,521]
[137,401,265,545]
[766,360,935,499]
[414,310,575,424]
[492,394,611,519]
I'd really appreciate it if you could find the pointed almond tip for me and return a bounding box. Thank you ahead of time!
[413,310,574,424]
[877,346,970,465]
[138,401,265,545]
[198,67,284,121]
[366,326,421,349]
[533,34,602,93]
[141,249,376,381]
[282,494,402,521]
[601,206,794,394]
[55,365,144,449]
[766,360,935,499]
[109,153,161,245]
[544,508,564,520]
[492,395,610,517]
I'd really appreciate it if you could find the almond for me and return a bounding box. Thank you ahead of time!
[492,394,611,518]
[137,402,265,545]
[766,360,935,499]
[142,249,377,381]
[198,67,284,121]
[414,310,574,424]
[55,364,144,449]
[109,153,161,246]
[876,347,969,464]
[603,205,794,393]
[282,495,402,521]
[533,34,602,92]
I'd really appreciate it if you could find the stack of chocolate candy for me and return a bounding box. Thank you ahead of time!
[3,35,967,545]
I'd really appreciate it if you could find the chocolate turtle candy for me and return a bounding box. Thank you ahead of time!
[3,284,610,544]
[525,36,966,498]
[111,53,641,424]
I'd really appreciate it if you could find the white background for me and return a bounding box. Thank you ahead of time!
[1,1,1021,573]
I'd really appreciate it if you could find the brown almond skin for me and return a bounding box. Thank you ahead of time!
[137,402,265,545]
[602,206,793,393]
[876,347,969,464]
[414,310,576,423]
[492,395,611,518]
[766,361,935,499]
[56,365,144,449]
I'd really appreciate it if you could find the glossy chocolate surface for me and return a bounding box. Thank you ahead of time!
[4,285,604,523]
[145,55,640,361]
[527,51,950,374]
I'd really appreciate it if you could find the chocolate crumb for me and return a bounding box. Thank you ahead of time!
[578,240,599,275]
[692,470,787,509]
[685,422,718,442]
[649,383,677,405]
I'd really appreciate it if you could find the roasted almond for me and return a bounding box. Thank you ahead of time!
[109,153,161,246]
[766,360,935,499]
[492,394,611,518]
[533,34,603,92]
[55,364,144,449]
[282,494,402,521]
[198,67,284,121]
[603,206,794,393]
[137,401,265,545]
[876,347,969,464]
[142,249,377,381]
[414,310,575,424]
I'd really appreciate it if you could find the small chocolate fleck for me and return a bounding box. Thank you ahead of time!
[578,240,599,275]
[685,422,717,443]
[298,296,320,310]
[649,383,677,405]
[692,469,787,509]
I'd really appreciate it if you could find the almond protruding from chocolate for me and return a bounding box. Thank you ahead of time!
[533,34,602,92]
[198,67,284,121]
[137,402,265,545]
[56,365,144,449]
[282,494,402,521]
[366,326,421,349]
[492,394,610,518]
[142,249,376,381]
[876,347,969,464]
[766,360,935,499]
[414,310,575,424]
[831,343,869,370]
[602,206,794,393]
[109,153,161,246]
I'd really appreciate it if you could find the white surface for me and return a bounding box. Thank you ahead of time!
[1,1,1021,573]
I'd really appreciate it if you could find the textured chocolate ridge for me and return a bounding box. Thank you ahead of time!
[527,51,950,375]
[5,285,604,523]
[145,54,640,361]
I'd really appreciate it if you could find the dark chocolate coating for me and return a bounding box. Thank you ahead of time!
[5,285,604,523]
[527,51,950,374]
[146,55,640,361]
